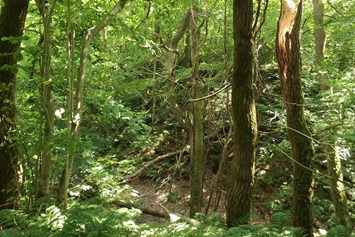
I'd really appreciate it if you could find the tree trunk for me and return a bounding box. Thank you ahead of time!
[181,33,191,68]
[326,145,352,233]
[276,0,315,236]
[226,0,257,227]
[312,0,352,233]
[312,0,327,91]
[0,0,29,209]
[37,0,56,198]
[189,6,204,218]
[163,9,192,134]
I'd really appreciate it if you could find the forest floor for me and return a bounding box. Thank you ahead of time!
[128,170,273,226]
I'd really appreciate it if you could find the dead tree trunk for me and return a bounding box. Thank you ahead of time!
[276,0,315,236]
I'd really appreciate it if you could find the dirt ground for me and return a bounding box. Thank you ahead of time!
[127,172,272,225]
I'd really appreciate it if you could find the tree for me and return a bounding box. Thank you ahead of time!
[57,0,129,208]
[161,8,205,217]
[36,0,57,198]
[226,0,258,226]
[312,0,352,233]
[189,6,204,217]
[276,0,315,236]
[0,0,30,209]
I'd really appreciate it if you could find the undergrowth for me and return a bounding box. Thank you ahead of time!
[1,203,351,237]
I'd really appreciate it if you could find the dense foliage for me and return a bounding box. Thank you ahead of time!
[0,0,354,236]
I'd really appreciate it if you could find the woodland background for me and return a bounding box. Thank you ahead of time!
[0,0,354,236]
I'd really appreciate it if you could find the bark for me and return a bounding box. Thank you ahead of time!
[326,145,352,233]
[165,10,191,73]
[57,0,75,208]
[313,0,352,233]
[0,0,29,209]
[276,0,315,236]
[189,6,204,218]
[113,201,170,219]
[180,33,191,68]
[37,0,56,198]
[226,0,257,227]
[102,27,109,53]
[312,0,325,67]
[312,0,327,90]
[112,200,200,225]
[58,0,129,208]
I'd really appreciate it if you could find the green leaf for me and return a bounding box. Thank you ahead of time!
[13,50,23,61]
[339,134,355,142]
[1,36,28,44]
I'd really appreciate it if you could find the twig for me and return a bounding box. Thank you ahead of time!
[188,83,231,103]
[135,0,151,29]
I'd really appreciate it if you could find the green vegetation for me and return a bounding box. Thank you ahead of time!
[0,0,354,236]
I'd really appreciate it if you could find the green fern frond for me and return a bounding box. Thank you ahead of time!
[326,225,351,237]
[0,228,24,237]
[0,209,29,230]
[270,210,291,230]
[292,227,308,237]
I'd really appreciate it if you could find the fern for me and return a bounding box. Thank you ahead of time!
[0,228,24,237]
[0,209,29,230]
[326,225,351,237]
[270,210,291,231]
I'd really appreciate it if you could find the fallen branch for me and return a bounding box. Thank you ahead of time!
[113,200,169,218]
[120,148,188,184]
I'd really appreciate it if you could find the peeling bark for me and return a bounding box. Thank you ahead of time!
[276,0,315,236]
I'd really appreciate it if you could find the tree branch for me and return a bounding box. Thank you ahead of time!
[120,148,188,184]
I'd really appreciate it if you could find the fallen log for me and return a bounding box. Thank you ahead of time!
[112,200,200,225]
[113,200,169,218]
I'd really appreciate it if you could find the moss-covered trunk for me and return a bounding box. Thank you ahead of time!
[276,0,315,236]
[226,0,257,227]
[0,0,29,209]
[326,145,352,232]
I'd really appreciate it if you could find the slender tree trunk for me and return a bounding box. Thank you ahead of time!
[312,0,327,91]
[189,6,204,218]
[161,9,205,217]
[37,0,56,198]
[312,0,351,233]
[102,27,109,53]
[163,9,192,134]
[276,1,315,236]
[326,145,352,233]
[0,0,29,209]
[312,0,325,67]
[226,0,258,227]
